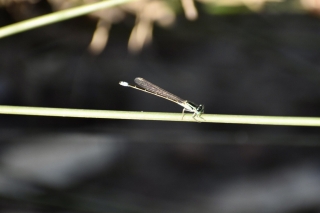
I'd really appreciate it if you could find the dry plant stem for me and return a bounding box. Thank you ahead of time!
[0,105,319,126]
[0,0,135,39]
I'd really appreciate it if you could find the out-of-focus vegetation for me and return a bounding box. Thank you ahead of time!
[0,0,318,53]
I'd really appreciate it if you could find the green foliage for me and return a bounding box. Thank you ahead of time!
[203,4,252,15]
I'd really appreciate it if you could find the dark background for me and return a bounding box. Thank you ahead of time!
[0,0,320,212]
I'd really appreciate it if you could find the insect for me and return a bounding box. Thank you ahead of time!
[119,77,204,120]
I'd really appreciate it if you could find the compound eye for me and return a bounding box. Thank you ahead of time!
[197,105,204,113]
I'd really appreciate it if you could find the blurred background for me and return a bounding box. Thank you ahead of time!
[0,0,320,212]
